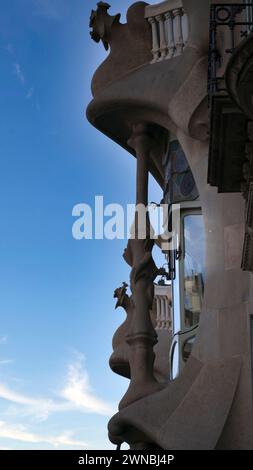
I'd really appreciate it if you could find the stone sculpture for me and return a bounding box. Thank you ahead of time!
[89,2,121,51]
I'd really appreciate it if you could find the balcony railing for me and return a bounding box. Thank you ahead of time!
[154,284,172,330]
[208,3,253,98]
[145,0,189,63]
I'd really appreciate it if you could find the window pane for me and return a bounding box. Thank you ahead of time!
[183,215,205,327]
[182,336,196,362]
[171,340,179,380]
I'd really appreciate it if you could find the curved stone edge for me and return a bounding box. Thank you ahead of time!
[108,355,242,449]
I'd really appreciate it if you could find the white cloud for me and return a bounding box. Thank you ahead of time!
[0,421,87,448]
[26,87,34,100]
[60,355,115,416]
[0,383,51,407]
[7,51,35,102]
[0,336,7,345]
[0,360,14,366]
[0,384,69,421]
[35,101,41,112]
[0,355,115,421]
[13,63,25,85]
[0,353,115,449]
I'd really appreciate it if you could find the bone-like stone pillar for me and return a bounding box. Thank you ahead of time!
[148,17,160,63]
[119,124,164,409]
[156,297,161,329]
[159,297,164,329]
[165,11,175,59]
[135,125,149,206]
[156,15,167,61]
[173,8,184,56]
[165,297,171,329]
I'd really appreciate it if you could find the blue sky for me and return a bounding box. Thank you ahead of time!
[0,0,162,449]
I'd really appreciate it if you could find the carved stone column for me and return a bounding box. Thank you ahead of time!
[161,297,166,329]
[165,11,175,59]
[148,17,160,63]
[165,297,171,329]
[119,124,164,409]
[173,8,184,56]
[156,297,161,329]
[155,15,167,61]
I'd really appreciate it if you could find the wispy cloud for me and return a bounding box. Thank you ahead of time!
[0,353,114,448]
[0,421,87,448]
[4,43,14,54]
[0,383,68,422]
[61,354,115,416]
[0,336,8,345]
[0,383,50,408]
[0,360,14,366]
[0,354,115,421]
[26,87,34,100]
[13,63,25,85]
[35,101,41,112]
[6,45,38,106]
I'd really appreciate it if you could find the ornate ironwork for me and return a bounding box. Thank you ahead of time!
[208,3,253,98]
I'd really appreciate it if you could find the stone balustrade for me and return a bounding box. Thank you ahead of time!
[145,0,189,63]
[154,284,172,331]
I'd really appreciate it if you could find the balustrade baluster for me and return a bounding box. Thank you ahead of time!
[173,8,184,56]
[148,17,160,63]
[156,15,167,60]
[165,11,175,59]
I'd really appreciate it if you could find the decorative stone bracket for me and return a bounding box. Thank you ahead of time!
[89,2,121,51]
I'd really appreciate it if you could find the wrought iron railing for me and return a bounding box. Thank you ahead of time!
[208,3,253,97]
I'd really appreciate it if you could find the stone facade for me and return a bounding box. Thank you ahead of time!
[87,0,253,449]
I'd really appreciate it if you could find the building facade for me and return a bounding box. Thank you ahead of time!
[87,0,253,449]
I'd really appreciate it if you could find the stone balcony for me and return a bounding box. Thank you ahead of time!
[87,1,211,189]
[145,0,189,63]
[154,283,172,330]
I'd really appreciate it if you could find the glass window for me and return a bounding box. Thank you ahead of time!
[183,214,205,328]
[171,340,179,380]
[182,335,196,362]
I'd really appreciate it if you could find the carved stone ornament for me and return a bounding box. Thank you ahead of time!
[114,282,129,310]
[89,2,121,50]
[115,124,166,409]
[109,282,133,379]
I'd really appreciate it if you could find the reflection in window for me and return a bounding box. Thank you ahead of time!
[182,336,196,362]
[183,215,205,328]
[171,340,179,380]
